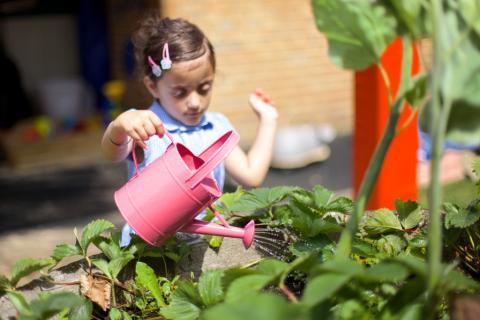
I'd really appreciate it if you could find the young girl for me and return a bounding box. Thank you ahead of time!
[101,15,278,245]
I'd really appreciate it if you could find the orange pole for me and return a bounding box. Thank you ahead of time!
[353,38,420,209]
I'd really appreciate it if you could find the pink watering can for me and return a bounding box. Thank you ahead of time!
[114,130,255,249]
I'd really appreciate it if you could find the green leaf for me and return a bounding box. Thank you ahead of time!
[93,236,122,261]
[405,73,428,110]
[225,274,272,303]
[360,262,409,283]
[52,244,82,261]
[316,259,363,277]
[109,255,134,279]
[229,186,295,212]
[0,274,11,295]
[68,299,92,320]
[79,219,115,253]
[290,204,343,237]
[160,281,201,320]
[10,258,53,287]
[380,278,426,317]
[27,292,84,319]
[444,100,480,146]
[384,0,429,38]
[198,269,224,306]
[255,259,289,278]
[439,7,480,105]
[312,185,333,207]
[92,259,112,279]
[290,235,332,257]
[444,201,480,229]
[312,0,397,70]
[7,292,32,315]
[108,308,122,320]
[362,209,403,235]
[395,199,422,229]
[302,273,350,307]
[458,0,480,34]
[207,236,224,248]
[203,293,301,320]
[325,196,354,215]
[135,261,166,307]
[375,234,407,256]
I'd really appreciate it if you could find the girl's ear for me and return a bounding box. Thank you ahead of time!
[143,76,158,98]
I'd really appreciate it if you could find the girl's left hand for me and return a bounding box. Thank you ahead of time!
[249,89,279,121]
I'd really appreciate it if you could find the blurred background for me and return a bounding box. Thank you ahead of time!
[0,0,475,275]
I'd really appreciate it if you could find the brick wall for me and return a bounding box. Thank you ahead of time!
[160,0,353,146]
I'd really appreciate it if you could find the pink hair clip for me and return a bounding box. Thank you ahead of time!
[160,43,172,70]
[147,55,162,77]
[147,43,172,78]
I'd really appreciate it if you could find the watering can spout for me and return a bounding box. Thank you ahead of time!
[180,219,255,249]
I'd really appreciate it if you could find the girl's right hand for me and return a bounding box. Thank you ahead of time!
[110,110,165,150]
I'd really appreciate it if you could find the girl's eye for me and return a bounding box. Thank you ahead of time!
[172,88,187,98]
[198,84,211,95]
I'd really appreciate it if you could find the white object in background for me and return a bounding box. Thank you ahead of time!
[37,77,95,120]
[271,124,336,169]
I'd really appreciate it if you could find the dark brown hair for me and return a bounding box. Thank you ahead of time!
[132,13,216,80]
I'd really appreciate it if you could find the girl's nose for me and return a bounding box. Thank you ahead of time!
[187,93,200,110]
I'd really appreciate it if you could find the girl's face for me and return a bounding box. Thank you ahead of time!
[144,52,215,126]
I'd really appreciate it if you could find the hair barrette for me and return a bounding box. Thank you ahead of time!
[147,55,162,77]
[160,43,172,70]
[147,43,171,78]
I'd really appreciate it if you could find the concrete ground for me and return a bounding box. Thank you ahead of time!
[0,135,352,276]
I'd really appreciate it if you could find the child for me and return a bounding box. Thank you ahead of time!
[101,15,278,246]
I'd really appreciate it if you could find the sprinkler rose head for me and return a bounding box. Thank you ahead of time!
[243,220,256,249]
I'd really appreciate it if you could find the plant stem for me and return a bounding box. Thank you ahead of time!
[336,37,412,259]
[426,0,448,302]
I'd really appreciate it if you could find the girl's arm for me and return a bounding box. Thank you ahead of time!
[101,110,164,162]
[224,91,278,188]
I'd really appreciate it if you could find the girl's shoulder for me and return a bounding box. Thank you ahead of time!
[205,111,232,127]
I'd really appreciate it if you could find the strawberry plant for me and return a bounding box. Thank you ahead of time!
[1,0,480,318]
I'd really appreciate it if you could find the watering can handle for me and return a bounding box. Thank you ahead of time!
[131,132,175,176]
[186,130,239,189]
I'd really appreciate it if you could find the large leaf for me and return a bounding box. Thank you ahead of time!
[198,269,224,306]
[445,100,480,146]
[203,293,302,320]
[110,255,134,279]
[0,274,11,295]
[375,234,407,256]
[439,7,480,105]
[362,209,403,235]
[52,244,82,262]
[255,259,289,278]
[7,291,32,315]
[301,273,350,307]
[229,186,295,212]
[225,274,272,303]
[394,199,422,229]
[92,259,111,279]
[384,0,429,38]
[10,258,53,287]
[312,0,397,70]
[135,262,166,307]
[360,261,409,283]
[458,0,480,34]
[23,292,85,320]
[444,201,480,229]
[68,300,93,320]
[79,219,115,253]
[93,236,122,261]
[160,281,201,320]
